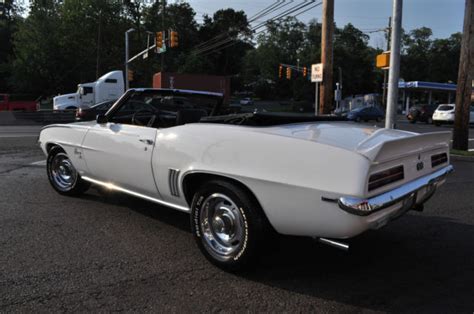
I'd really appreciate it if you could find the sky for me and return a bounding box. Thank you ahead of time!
[186,0,465,48]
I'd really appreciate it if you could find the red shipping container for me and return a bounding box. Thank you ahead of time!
[153,72,230,103]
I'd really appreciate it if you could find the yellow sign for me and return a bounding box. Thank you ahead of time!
[376,52,390,69]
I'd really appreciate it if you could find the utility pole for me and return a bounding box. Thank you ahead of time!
[320,0,334,114]
[125,28,135,90]
[161,0,166,72]
[385,0,403,129]
[453,0,473,151]
[382,16,391,108]
[96,10,102,79]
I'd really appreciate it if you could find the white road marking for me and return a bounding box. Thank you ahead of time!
[450,139,474,142]
[29,160,46,166]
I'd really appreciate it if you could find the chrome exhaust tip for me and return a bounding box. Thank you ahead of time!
[316,237,349,251]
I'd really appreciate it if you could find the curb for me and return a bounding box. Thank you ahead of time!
[450,154,474,162]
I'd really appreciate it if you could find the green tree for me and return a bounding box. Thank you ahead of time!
[333,23,379,96]
[10,0,63,95]
[183,9,252,75]
[428,33,461,83]
[0,0,23,92]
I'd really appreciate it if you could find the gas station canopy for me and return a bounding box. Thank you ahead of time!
[398,81,458,92]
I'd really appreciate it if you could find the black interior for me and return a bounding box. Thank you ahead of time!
[105,89,347,128]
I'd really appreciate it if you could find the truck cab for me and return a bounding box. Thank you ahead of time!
[53,71,124,110]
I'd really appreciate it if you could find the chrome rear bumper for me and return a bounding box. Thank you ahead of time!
[338,165,453,216]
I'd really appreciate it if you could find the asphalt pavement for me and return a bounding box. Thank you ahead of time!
[1,124,474,312]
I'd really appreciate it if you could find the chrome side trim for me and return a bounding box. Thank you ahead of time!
[81,176,189,212]
[317,238,349,251]
[168,169,180,197]
[338,165,453,216]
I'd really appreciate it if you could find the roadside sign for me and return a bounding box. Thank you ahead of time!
[376,51,390,69]
[311,63,323,82]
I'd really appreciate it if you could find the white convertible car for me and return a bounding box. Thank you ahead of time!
[39,88,453,270]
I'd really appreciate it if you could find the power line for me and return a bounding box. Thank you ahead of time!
[193,1,281,51]
[192,1,320,56]
[197,1,323,57]
[192,1,315,55]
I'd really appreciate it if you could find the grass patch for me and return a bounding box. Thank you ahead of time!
[450,149,474,157]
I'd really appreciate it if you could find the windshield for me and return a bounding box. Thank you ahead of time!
[140,91,222,114]
[437,105,454,111]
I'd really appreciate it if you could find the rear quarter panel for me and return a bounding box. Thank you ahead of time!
[152,123,371,236]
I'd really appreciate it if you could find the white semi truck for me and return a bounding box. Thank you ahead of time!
[53,71,124,110]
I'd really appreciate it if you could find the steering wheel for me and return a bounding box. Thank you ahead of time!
[132,109,158,127]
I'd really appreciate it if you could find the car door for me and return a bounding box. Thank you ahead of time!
[360,108,369,120]
[81,98,160,198]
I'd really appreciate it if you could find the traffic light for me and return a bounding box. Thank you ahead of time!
[170,31,179,48]
[156,31,164,48]
[303,67,307,77]
[127,70,134,81]
[278,65,283,79]
[286,67,291,79]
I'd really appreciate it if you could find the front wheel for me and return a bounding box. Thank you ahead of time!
[47,146,90,196]
[190,180,269,271]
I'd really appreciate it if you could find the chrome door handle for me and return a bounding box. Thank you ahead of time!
[139,139,154,145]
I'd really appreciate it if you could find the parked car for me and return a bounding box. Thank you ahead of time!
[0,94,39,111]
[240,97,253,105]
[432,103,474,126]
[407,104,437,124]
[347,106,384,122]
[432,104,455,126]
[333,107,349,117]
[39,88,453,270]
[75,100,116,121]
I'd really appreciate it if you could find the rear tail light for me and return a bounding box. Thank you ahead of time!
[368,165,404,191]
[431,153,447,168]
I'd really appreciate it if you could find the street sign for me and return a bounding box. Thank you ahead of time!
[376,51,390,69]
[311,63,323,82]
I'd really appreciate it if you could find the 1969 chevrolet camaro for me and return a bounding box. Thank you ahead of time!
[39,88,453,270]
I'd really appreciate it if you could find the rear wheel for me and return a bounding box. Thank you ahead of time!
[190,180,269,271]
[47,146,90,196]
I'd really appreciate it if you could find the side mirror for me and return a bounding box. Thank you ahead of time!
[96,114,108,124]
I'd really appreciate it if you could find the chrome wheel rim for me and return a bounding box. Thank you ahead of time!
[200,193,245,258]
[50,153,77,191]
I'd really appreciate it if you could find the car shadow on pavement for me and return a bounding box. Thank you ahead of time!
[243,214,474,312]
[79,187,473,312]
[81,187,191,233]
